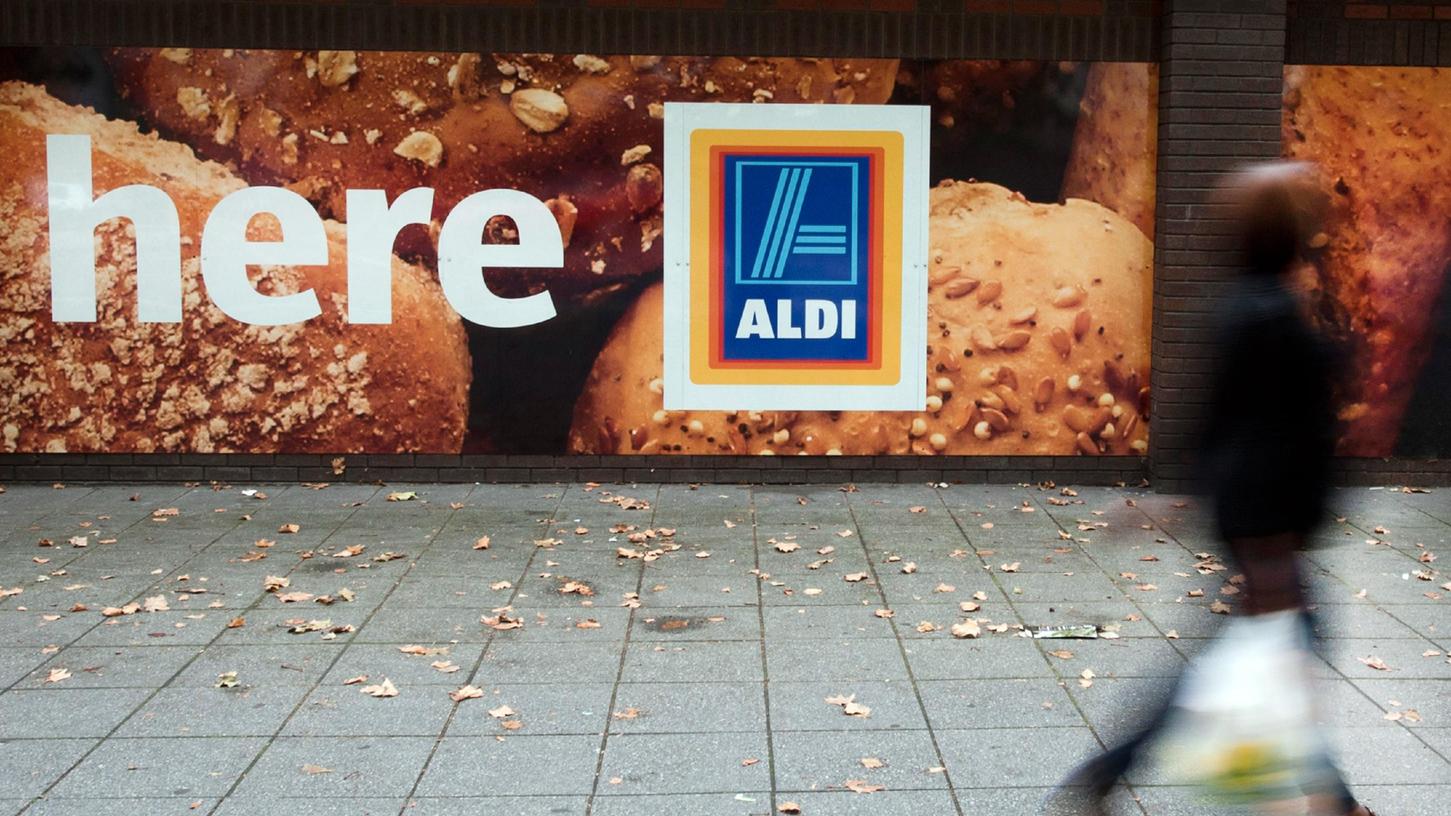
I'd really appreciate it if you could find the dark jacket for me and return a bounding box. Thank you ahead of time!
[1199,275,1337,539]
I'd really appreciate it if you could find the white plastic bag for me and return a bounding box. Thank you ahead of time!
[1155,610,1338,806]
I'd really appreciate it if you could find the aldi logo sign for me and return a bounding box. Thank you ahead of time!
[663,104,929,411]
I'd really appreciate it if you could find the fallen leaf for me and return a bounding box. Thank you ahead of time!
[142,595,170,612]
[275,592,313,604]
[844,573,869,583]
[778,803,802,815]
[972,591,988,602]
[1047,650,1074,660]
[278,523,300,534]
[449,685,484,702]
[933,583,955,594]
[951,620,981,639]
[227,617,245,629]
[1359,656,1392,672]
[1165,629,1179,639]
[152,508,179,518]
[874,608,895,619]
[1079,669,1096,688]
[399,644,448,656]
[1209,600,1232,615]
[45,667,71,683]
[474,536,491,550]
[1000,562,1020,573]
[576,619,602,629]
[901,562,917,574]
[844,779,884,794]
[916,621,940,633]
[959,601,980,613]
[723,519,736,528]
[215,671,239,688]
[360,678,399,697]
[301,764,333,775]
[836,530,854,538]
[386,491,417,502]
[860,757,885,769]
[332,544,365,558]
[774,540,800,553]
[431,661,461,674]
[342,675,368,685]
[908,506,926,513]
[488,704,516,719]
[817,546,836,556]
[482,611,523,631]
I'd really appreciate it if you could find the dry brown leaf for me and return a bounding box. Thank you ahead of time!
[844,779,885,794]
[916,621,940,633]
[837,530,854,538]
[302,763,333,775]
[45,667,71,683]
[278,523,300,534]
[1047,650,1074,660]
[874,609,895,619]
[276,592,313,604]
[1000,562,1020,573]
[473,536,491,550]
[933,583,955,594]
[901,562,917,574]
[449,685,484,702]
[1359,656,1392,671]
[142,595,170,612]
[576,619,602,629]
[431,661,461,674]
[1209,600,1232,614]
[844,573,869,583]
[1079,669,1096,688]
[399,644,448,656]
[778,803,802,815]
[908,506,926,513]
[774,540,800,553]
[860,757,885,769]
[951,620,982,639]
[488,704,516,719]
[360,678,399,697]
[342,675,368,685]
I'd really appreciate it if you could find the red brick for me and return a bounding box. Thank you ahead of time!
[965,0,1012,12]
[1343,3,1389,18]
[1389,5,1433,19]
[1439,7,1451,21]
[1059,0,1105,14]
[1012,0,1059,13]
[869,0,917,11]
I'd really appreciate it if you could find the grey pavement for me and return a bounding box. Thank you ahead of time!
[0,480,1447,816]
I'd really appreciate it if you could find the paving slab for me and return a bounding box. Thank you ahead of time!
[0,482,1445,815]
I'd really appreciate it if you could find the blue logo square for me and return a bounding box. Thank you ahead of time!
[720,153,872,363]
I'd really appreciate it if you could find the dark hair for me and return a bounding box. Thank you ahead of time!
[1221,163,1326,276]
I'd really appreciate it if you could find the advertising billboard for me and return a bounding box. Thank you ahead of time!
[0,49,1156,456]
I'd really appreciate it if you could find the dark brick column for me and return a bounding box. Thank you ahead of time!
[1149,1,1289,491]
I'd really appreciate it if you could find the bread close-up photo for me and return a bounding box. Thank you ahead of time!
[104,49,899,308]
[569,180,1153,457]
[1282,65,1451,457]
[0,80,471,454]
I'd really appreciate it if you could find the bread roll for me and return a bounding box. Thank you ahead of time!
[105,50,898,308]
[0,81,470,454]
[569,181,1152,456]
[1062,62,1158,238]
[1282,66,1451,456]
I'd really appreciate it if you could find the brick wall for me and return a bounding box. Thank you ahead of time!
[1,0,1448,486]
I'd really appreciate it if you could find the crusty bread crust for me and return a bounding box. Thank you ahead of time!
[105,50,899,308]
[1282,66,1451,456]
[1062,62,1158,239]
[0,81,471,454]
[569,181,1152,456]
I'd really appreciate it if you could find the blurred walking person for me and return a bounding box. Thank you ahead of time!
[1044,163,1375,816]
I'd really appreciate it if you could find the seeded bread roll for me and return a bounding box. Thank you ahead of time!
[104,49,898,308]
[568,181,1152,456]
[1062,62,1158,239]
[899,59,1047,131]
[0,81,471,454]
[1282,66,1451,456]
